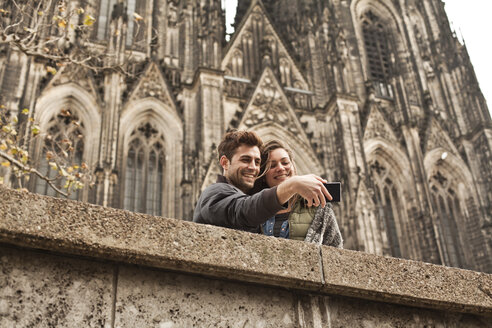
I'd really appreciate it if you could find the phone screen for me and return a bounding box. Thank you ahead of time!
[323,182,341,202]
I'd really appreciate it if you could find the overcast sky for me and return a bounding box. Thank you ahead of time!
[443,0,491,115]
[222,0,491,116]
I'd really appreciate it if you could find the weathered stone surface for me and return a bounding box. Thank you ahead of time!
[0,186,321,289]
[320,246,492,315]
[0,245,113,327]
[115,265,298,327]
[1,187,492,318]
[324,294,490,327]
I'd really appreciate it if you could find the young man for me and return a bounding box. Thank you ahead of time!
[193,130,331,232]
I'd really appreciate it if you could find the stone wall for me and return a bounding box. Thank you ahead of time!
[1,186,491,327]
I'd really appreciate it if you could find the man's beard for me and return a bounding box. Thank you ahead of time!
[227,169,256,193]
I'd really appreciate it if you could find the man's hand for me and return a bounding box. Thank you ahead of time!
[276,174,332,207]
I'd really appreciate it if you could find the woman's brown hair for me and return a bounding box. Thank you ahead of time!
[250,139,297,194]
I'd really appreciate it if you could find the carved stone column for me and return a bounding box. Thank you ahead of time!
[95,3,127,207]
[197,69,224,170]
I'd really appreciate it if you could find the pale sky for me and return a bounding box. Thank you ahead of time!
[223,0,237,37]
[222,0,491,116]
[443,0,491,116]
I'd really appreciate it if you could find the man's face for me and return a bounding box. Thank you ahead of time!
[221,145,261,193]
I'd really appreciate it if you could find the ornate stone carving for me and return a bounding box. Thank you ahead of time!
[432,171,448,188]
[423,60,435,78]
[425,122,454,153]
[370,160,386,176]
[131,64,171,106]
[222,2,309,92]
[50,64,96,97]
[363,106,398,144]
[224,79,248,99]
[201,78,221,88]
[167,1,178,27]
[242,73,299,134]
[474,134,492,205]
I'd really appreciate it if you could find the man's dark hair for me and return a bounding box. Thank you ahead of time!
[218,129,263,160]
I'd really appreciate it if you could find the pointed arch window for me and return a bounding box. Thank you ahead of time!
[361,11,394,98]
[430,171,465,268]
[34,111,85,200]
[123,122,164,216]
[371,160,402,257]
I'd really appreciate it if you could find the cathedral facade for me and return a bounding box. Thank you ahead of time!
[1,0,491,273]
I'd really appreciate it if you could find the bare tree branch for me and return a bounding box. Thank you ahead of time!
[0,149,68,197]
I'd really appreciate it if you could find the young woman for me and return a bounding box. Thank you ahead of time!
[253,140,343,247]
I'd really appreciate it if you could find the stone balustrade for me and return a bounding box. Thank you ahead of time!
[0,186,491,327]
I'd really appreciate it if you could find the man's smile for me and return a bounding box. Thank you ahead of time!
[242,171,257,180]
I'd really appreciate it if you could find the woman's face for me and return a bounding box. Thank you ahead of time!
[265,148,294,187]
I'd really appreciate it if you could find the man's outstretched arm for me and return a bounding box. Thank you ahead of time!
[193,184,284,229]
[276,174,332,207]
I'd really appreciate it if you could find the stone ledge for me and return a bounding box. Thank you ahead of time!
[321,246,492,315]
[0,186,491,316]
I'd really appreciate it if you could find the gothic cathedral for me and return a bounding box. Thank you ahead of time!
[1,0,491,273]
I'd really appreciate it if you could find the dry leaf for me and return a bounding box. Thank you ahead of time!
[59,167,68,177]
[84,15,96,26]
[31,125,40,135]
[58,19,67,29]
[133,12,143,21]
[46,66,57,75]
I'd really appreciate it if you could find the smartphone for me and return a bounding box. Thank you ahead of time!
[323,182,341,202]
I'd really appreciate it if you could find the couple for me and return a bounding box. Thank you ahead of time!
[193,130,342,247]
